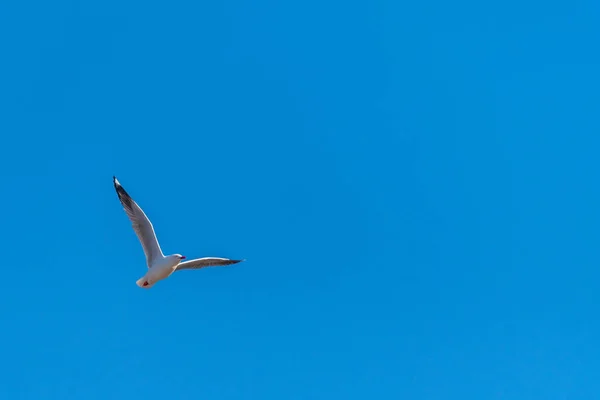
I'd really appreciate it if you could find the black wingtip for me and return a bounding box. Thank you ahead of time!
[113,177,133,208]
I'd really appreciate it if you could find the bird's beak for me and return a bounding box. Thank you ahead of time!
[181,256,186,260]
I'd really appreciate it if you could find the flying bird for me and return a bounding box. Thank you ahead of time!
[113,176,243,288]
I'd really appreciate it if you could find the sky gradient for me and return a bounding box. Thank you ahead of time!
[1,0,600,399]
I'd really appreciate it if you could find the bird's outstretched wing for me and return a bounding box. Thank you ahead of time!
[113,176,163,267]
[176,257,244,271]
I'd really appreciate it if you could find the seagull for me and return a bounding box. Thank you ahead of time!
[113,176,243,288]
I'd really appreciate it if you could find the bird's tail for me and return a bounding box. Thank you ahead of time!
[136,277,154,289]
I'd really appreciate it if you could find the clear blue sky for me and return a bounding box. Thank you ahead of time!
[1,0,599,398]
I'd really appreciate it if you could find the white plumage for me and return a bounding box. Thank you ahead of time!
[113,176,244,289]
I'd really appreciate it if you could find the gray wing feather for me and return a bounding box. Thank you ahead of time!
[113,177,163,268]
[176,257,244,271]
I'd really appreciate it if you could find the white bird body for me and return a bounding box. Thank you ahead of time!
[113,176,244,289]
[136,255,181,288]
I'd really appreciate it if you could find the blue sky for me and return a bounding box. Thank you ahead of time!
[1,0,600,398]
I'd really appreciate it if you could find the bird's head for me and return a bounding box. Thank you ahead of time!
[174,254,186,261]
